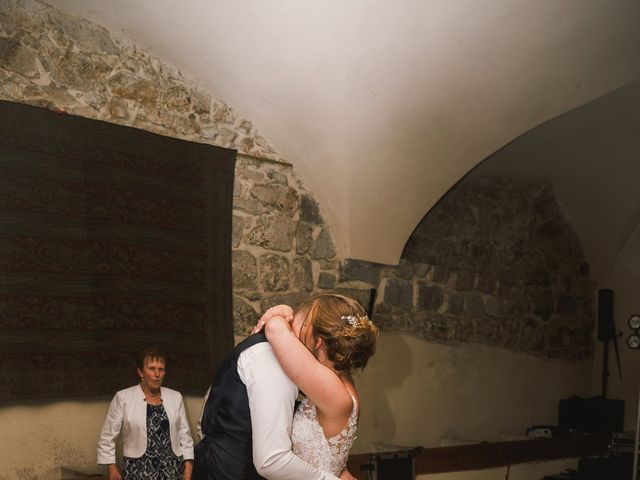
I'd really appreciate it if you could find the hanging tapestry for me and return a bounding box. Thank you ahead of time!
[0,100,236,400]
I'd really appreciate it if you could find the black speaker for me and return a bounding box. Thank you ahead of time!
[559,395,625,433]
[578,454,633,480]
[597,289,615,341]
[369,452,415,480]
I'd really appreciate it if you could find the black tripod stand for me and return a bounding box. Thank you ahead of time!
[598,289,622,433]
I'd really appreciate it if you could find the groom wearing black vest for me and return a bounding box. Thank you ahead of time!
[193,332,339,480]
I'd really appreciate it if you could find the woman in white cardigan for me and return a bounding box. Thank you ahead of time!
[97,348,194,480]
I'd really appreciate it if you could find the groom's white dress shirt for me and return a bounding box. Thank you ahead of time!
[236,341,340,480]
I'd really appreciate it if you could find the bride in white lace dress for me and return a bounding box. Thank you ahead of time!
[253,294,378,478]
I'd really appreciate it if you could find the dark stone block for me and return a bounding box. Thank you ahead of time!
[503,291,530,316]
[231,215,245,248]
[429,265,449,284]
[575,297,595,317]
[250,184,299,214]
[266,168,288,185]
[319,260,337,270]
[300,194,322,224]
[234,195,266,215]
[334,288,374,312]
[555,294,576,315]
[497,318,521,349]
[247,214,296,252]
[318,272,337,289]
[464,292,485,316]
[545,322,573,348]
[375,303,391,315]
[396,259,414,279]
[418,283,444,311]
[578,261,590,277]
[413,262,429,278]
[423,314,450,341]
[383,277,413,308]
[233,295,259,336]
[293,257,313,291]
[475,274,496,294]
[425,315,471,342]
[472,315,500,344]
[453,271,475,290]
[232,250,257,289]
[309,229,336,260]
[245,291,261,301]
[445,291,465,315]
[295,222,313,255]
[532,289,553,320]
[258,254,290,292]
[261,291,309,311]
[517,317,544,351]
[523,268,551,286]
[339,258,383,285]
[370,313,393,332]
[484,295,501,317]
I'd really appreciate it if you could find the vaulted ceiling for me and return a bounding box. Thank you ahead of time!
[46,0,640,276]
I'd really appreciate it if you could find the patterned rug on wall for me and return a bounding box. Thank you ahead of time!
[0,100,236,401]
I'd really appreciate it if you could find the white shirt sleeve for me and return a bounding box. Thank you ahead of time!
[196,386,211,442]
[176,393,195,460]
[238,342,340,480]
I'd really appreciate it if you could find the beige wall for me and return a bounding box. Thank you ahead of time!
[0,333,591,479]
[0,395,204,479]
[354,334,591,453]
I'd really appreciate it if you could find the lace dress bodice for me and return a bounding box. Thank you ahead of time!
[291,395,358,476]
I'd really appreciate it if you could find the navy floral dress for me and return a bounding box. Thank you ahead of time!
[122,403,183,480]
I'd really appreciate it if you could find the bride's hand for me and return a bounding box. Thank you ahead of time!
[339,468,357,480]
[252,304,294,334]
[107,464,122,480]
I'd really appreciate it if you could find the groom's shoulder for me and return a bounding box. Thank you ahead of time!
[235,332,268,353]
[235,333,274,368]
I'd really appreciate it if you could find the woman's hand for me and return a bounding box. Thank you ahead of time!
[107,464,122,480]
[252,304,294,334]
[183,460,193,480]
[339,467,358,480]
[263,315,293,341]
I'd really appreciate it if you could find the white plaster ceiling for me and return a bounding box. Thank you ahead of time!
[45,0,640,271]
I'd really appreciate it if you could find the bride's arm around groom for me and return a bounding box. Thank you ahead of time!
[193,328,340,480]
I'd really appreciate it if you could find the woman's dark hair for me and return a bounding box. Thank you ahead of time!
[136,347,167,370]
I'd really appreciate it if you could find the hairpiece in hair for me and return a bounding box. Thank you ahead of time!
[341,314,372,327]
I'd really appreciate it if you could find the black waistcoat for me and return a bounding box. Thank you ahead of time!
[193,333,268,480]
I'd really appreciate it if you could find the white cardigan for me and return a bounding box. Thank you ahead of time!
[97,384,194,464]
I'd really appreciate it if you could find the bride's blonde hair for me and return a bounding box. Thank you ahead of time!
[297,293,378,372]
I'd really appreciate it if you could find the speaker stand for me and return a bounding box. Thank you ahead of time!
[601,339,610,432]
[633,385,640,480]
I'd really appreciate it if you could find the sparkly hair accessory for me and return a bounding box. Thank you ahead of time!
[341,314,372,326]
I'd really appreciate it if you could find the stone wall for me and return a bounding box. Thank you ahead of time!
[340,178,596,360]
[0,0,278,160]
[0,0,366,339]
[230,157,372,335]
[0,0,594,360]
